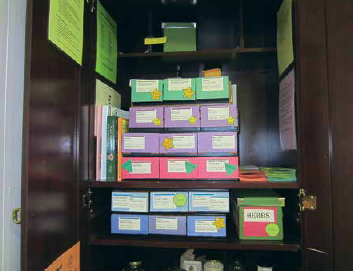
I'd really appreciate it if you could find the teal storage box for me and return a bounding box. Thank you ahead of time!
[196,76,230,100]
[162,23,197,52]
[164,78,196,101]
[131,79,164,103]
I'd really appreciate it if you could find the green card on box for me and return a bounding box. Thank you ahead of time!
[162,22,197,52]
[196,76,230,100]
[131,79,164,103]
[164,78,196,101]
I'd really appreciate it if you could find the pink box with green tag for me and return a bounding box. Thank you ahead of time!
[160,157,200,179]
[198,157,239,179]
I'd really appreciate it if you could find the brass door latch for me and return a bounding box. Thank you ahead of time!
[299,189,317,212]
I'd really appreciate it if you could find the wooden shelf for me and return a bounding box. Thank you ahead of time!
[89,235,300,252]
[87,180,299,189]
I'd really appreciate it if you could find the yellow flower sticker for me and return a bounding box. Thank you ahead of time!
[152,118,161,126]
[182,87,195,99]
[212,217,225,230]
[188,116,197,125]
[162,138,174,150]
[226,116,235,125]
[150,88,162,100]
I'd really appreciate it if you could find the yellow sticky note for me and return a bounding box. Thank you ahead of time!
[144,37,167,45]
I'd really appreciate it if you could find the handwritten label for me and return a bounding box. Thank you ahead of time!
[195,220,218,233]
[112,195,148,212]
[171,108,192,121]
[206,159,229,172]
[201,78,224,92]
[135,110,156,123]
[167,160,187,173]
[155,217,178,230]
[118,218,141,231]
[173,135,195,149]
[212,135,235,149]
[208,106,229,120]
[168,78,191,91]
[153,194,176,209]
[124,136,145,149]
[135,80,159,92]
[131,162,151,174]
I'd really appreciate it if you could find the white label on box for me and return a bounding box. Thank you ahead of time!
[195,220,218,233]
[208,106,229,120]
[243,209,275,222]
[192,195,212,208]
[258,267,273,271]
[209,198,229,211]
[201,78,224,92]
[168,78,192,91]
[167,160,187,173]
[153,194,176,209]
[135,110,157,123]
[112,195,130,209]
[212,135,235,149]
[206,159,229,172]
[135,80,159,92]
[172,135,195,149]
[124,136,146,150]
[131,162,151,174]
[155,217,178,230]
[171,108,192,121]
[129,196,148,212]
[118,218,141,231]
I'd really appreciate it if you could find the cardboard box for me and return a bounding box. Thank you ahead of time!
[129,106,164,129]
[198,132,237,154]
[200,104,238,128]
[150,191,188,212]
[122,133,160,154]
[160,157,200,179]
[234,190,285,240]
[131,79,164,103]
[111,191,149,212]
[148,215,187,235]
[196,76,230,100]
[121,157,160,180]
[198,157,239,179]
[162,22,196,52]
[189,191,229,213]
[111,214,149,235]
[187,215,227,237]
[159,133,197,154]
[164,105,200,128]
[163,78,197,101]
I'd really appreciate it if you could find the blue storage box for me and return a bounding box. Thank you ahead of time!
[111,214,149,235]
[111,191,149,213]
[149,215,187,235]
[187,215,227,237]
[189,191,229,213]
[150,191,188,212]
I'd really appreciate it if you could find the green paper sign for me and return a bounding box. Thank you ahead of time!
[266,223,280,237]
[225,163,237,176]
[185,162,197,174]
[173,194,187,207]
[121,159,132,173]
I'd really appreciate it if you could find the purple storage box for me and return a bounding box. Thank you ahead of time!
[148,215,187,235]
[198,132,237,154]
[160,133,197,154]
[200,104,238,128]
[164,105,200,128]
[122,133,160,154]
[129,106,164,128]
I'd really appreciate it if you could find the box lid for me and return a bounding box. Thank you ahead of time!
[162,22,196,29]
[235,190,285,207]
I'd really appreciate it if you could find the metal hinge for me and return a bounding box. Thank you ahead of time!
[12,208,21,224]
[82,188,93,212]
[299,189,317,212]
[86,0,96,13]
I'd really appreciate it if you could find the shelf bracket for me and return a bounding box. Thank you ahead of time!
[82,188,93,212]
[298,189,317,212]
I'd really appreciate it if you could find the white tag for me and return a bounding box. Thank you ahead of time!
[212,135,235,149]
[155,217,178,230]
[135,80,159,92]
[195,220,218,233]
[129,196,148,212]
[135,110,156,123]
[153,194,176,209]
[209,198,229,211]
[131,162,151,174]
[192,195,211,208]
[201,78,224,92]
[172,135,195,149]
[167,160,187,173]
[258,267,273,271]
[124,136,145,150]
[244,209,275,222]
[112,195,130,209]
[171,108,192,121]
[168,78,191,91]
[208,106,229,120]
[206,159,229,172]
[118,218,141,231]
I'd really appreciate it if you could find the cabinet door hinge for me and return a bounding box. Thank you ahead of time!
[86,0,96,13]
[82,188,93,212]
[12,208,21,224]
[298,189,317,212]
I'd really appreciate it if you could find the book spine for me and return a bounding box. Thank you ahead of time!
[117,118,129,182]
[106,116,117,182]
[100,106,109,180]
[95,106,102,180]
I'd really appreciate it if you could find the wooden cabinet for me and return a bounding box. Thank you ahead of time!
[21,0,353,270]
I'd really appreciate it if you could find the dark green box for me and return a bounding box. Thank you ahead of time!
[162,23,197,52]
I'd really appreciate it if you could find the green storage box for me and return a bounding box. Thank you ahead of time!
[163,78,196,101]
[234,190,285,240]
[162,23,197,52]
[131,79,164,103]
[196,76,230,100]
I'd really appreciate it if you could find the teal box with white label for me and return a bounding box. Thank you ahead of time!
[163,78,196,101]
[111,191,149,213]
[150,191,188,212]
[189,191,230,213]
[196,76,229,100]
[131,79,164,102]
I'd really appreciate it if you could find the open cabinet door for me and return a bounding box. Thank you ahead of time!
[296,0,333,270]
[21,0,95,270]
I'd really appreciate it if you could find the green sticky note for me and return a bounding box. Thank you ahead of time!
[185,162,197,174]
[96,1,117,84]
[225,163,237,176]
[266,223,280,237]
[48,0,84,65]
[121,159,132,173]
[173,194,187,207]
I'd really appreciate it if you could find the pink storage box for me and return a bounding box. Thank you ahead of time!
[160,157,200,179]
[198,157,239,179]
[121,157,160,180]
